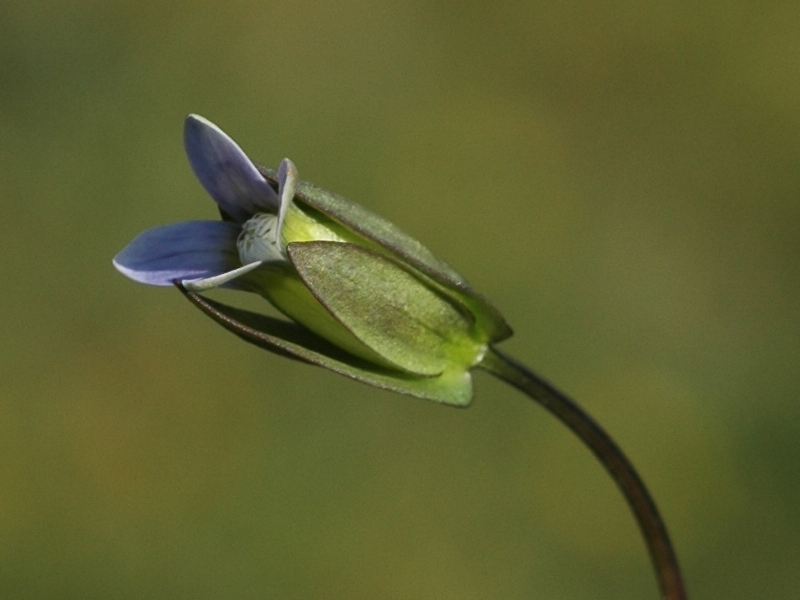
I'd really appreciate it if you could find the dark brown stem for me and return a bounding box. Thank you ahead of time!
[478,347,687,600]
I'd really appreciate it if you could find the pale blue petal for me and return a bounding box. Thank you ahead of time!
[113,221,246,287]
[184,115,280,222]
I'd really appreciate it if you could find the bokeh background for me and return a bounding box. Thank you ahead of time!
[2,1,798,598]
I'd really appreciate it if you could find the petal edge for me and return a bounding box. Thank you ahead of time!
[184,115,280,222]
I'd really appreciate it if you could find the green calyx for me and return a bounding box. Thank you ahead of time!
[259,165,513,347]
[247,239,486,375]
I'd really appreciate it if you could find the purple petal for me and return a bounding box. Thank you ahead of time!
[113,221,246,287]
[184,115,280,223]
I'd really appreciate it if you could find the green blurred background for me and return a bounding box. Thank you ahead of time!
[2,1,798,598]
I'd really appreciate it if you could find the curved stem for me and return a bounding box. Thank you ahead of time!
[478,347,687,600]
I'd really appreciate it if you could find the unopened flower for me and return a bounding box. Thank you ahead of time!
[114,115,511,405]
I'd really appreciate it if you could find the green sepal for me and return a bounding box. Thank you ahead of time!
[257,166,513,344]
[288,241,483,376]
[175,282,474,406]
[246,261,408,373]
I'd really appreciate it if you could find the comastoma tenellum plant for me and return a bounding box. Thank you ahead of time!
[114,115,687,600]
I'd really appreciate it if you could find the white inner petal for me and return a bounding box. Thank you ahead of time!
[237,213,285,264]
[182,261,264,291]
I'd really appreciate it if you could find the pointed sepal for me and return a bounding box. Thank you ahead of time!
[175,282,474,406]
[288,241,483,376]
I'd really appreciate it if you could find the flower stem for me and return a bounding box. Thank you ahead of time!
[478,347,687,600]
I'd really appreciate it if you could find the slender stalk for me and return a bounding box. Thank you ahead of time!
[478,347,687,600]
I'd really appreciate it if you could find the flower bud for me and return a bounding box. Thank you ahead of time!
[114,115,512,405]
